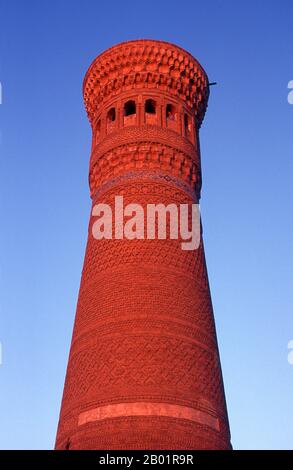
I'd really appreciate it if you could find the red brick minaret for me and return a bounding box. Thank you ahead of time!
[55,39,231,450]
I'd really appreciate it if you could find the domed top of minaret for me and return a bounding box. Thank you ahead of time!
[83,39,209,128]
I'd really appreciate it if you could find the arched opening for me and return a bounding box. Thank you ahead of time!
[166,104,177,130]
[184,113,192,135]
[145,99,157,125]
[124,100,136,116]
[107,107,116,133]
[107,107,116,122]
[65,440,71,450]
[145,99,157,124]
[145,99,156,114]
[124,100,136,126]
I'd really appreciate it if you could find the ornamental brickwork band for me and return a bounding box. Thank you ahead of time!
[55,39,232,450]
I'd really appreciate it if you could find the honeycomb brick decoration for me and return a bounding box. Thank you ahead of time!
[55,39,232,450]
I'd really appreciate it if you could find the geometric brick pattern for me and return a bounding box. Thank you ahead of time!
[55,39,231,450]
[83,39,209,127]
[89,140,201,197]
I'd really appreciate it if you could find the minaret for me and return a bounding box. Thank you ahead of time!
[55,39,231,450]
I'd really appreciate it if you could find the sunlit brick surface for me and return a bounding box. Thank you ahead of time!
[55,39,231,450]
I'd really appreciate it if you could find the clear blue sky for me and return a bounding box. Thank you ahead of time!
[0,0,292,450]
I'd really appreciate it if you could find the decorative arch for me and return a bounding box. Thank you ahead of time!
[145,99,157,124]
[124,100,137,126]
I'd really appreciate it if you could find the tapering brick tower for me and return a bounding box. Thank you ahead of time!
[55,39,231,450]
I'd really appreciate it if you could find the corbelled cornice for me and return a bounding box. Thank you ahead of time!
[83,39,209,127]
